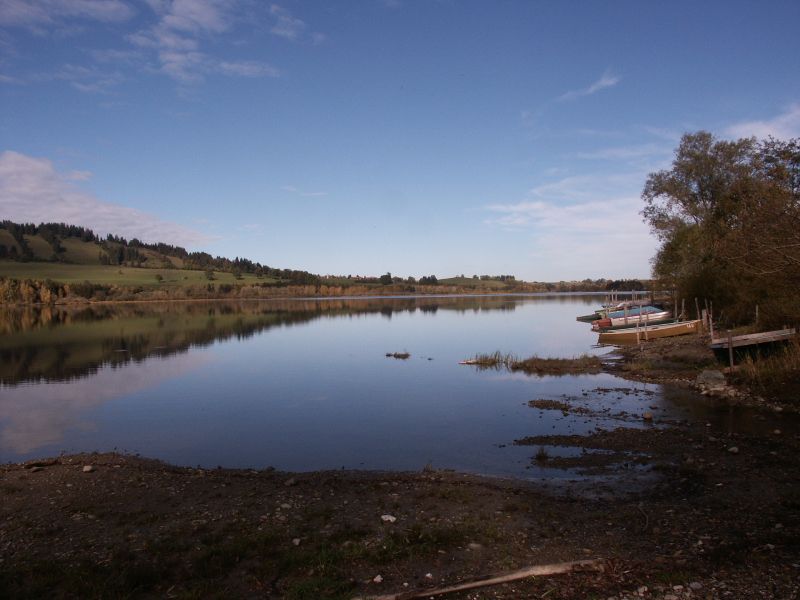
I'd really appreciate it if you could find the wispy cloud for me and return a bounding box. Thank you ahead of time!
[0,150,212,247]
[2,1,312,88]
[725,104,800,140]
[575,143,671,161]
[269,4,305,40]
[643,125,683,143]
[267,4,325,44]
[0,0,134,32]
[21,63,126,93]
[483,173,655,279]
[218,60,279,78]
[282,185,328,198]
[129,0,279,83]
[559,70,621,101]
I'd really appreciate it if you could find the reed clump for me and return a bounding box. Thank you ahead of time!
[465,352,602,375]
[510,354,603,375]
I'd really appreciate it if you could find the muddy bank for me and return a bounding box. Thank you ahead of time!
[604,333,799,413]
[3,403,799,600]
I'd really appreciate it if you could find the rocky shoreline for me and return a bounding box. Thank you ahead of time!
[1,335,798,599]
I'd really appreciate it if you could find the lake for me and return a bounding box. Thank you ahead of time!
[0,294,735,478]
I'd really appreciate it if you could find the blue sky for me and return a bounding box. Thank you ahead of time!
[1,0,799,281]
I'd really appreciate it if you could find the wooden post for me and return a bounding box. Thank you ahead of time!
[695,297,700,321]
[710,302,714,339]
[701,309,708,333]
[755,304,759,325]
[644,311,650,340]
[728,330,734,369]
[681,298,686,320]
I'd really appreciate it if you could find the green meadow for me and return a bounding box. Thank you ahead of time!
[0,261,275,287]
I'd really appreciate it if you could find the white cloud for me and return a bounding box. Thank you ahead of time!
[559,70,621,101]
[26,62,126,93]
[90,48,145,65]
[484,173,656,279]
[0,0,134,31]
[643,125,683,142]
[218,60,279,78]
[576,143,671,161]
[0,150,211,247]
[130,0,279,83]
[282,185,327,198]
[725,104,800,140]
[267,4,324,45]
[269,4,305,40]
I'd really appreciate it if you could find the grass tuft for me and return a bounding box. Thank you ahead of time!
[464,352,602,375]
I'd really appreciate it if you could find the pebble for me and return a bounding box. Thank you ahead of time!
[284,478,297,487]
[373,575,383,584]
[642,412,653,421]
[82,465,95,473]
[381,514,397,523]
[292,538,301,546]
[467,542,483,550]
[689,581,703,591]
[727,446,739,454]
[425,573,433,580]
[31,466,43,473]
[664,595,678,600]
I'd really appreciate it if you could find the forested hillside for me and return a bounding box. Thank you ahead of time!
[0,220,319,285]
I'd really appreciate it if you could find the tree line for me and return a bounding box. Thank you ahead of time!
[642,132,800,328]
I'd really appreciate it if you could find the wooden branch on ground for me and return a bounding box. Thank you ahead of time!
[353,558,605,600]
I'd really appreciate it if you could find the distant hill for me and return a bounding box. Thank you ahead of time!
[0,220,649,302]
[0,220,319,285]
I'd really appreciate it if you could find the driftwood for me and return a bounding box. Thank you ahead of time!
[354,558,605,600]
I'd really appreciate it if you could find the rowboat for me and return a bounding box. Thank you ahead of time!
[591,306,671,330]
[710,328,797,363]
[576,299,655,322]
[598,319,702,345]
[593,315,675,331]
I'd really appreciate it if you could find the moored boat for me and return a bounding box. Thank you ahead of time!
[576,297,654,323]
[598,319,702,344]
[591,306,671,330]
[593,315,675,331]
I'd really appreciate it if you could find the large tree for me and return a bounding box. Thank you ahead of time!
[642,132,800,327]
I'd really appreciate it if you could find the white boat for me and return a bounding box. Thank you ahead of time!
[592,307,672,331]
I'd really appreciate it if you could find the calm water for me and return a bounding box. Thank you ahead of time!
[0,294,770,478]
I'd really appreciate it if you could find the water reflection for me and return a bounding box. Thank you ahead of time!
[0,353,207,453]
[0,295,599,385]
[4,293,664,473]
